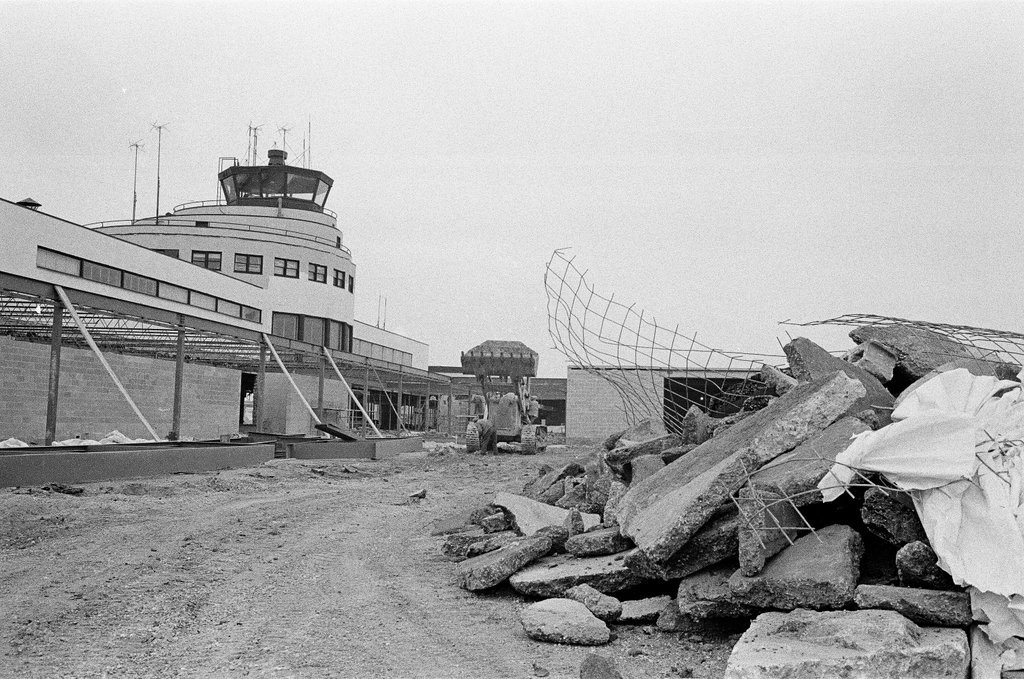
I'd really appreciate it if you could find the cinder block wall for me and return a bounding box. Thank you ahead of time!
[0,336,241,444]
[566,367,665,444]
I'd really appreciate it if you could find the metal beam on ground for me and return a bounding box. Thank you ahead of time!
[322,347,382,438]
[262,333,321,426]
[54,285,161,441]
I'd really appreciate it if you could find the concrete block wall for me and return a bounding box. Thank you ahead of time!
[566,367,665,444]
[0,336,241,444]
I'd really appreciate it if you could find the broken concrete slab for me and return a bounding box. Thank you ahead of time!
[784,337,894,425]
[737,416,869,575]
[565,527,634,558]
[729,524,863,611]
[676,405,716,445]
[660,443,697,465]
[854,584,971,627]
[630,454,665,485]
[601,479,629,526]
[430,506,495,535]
[523,461,586,504]
[656,600,690,632]
[724,608,969,679]
[509,550,646,597]
[626,509,740,580]
[565,583,622,622]
[556,477,589,510]
[521,598,610,646]
[466,531,520,558]
[760,364,797,396]
[618,596,672,624]
[849,323,973,383]
[896,541,955,590]
[479,511,511,533]
[851,339,898,384]
[617,372,866,567]
[492,492,600,536]
[456,534,553,591]
[441,527,489,561]
[604,434,681,478]
[617,417,668,447]
[677,563,759,621]
[535,525,570,553]
[861,487,927,547]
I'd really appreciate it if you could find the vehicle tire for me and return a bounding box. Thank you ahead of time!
[536,426,548,452]
[466,422,480,453]
[521,425,538,455]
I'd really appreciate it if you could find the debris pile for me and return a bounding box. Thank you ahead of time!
[441,323,1024,678]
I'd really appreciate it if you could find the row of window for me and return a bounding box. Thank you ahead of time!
[351,338,414,367]
[155,249,355,293]
[272,312,354,353]
[36,248,262,324]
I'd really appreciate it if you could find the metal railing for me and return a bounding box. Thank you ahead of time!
[171,199,338,219]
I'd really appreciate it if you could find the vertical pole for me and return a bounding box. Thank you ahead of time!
[255,339,266,431]
[397,369,404,432]
[44,300,63,445]
[447,382,454,436]
[317,354,326,424]
[169,327,185,440]
[363,364,370,437]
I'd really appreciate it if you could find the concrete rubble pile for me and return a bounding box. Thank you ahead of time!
[439,324,1024,678]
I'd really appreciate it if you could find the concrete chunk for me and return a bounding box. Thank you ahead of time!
[724,609,969,679]
[604,434,681,478]
[861,487,927,547]
[521,598,610,646]
[729,524,863,610]
[618,596,672,624]
[617,372,866,567]
[897,541,955,590]
[850,324,973,382]
[784,337,895,425]
[492,492,600,536]
[456,534,553,591]
[523,461,586,503]
[630,454,665,484]
[677,563,759,621]
[855,584,971,627]
[565,583,622,622]
[565,527,634,557]
[625,509,740,580]
[509,550,646,597]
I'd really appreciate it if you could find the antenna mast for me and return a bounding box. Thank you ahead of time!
[278,124,292,156]
[151,122,168,222]
[129,140,143,223]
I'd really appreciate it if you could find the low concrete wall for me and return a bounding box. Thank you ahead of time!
[0,443,275,487]
[373,436,423,459]
[285,436,423,460]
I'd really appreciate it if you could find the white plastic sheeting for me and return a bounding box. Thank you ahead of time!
[819,368,1024,658]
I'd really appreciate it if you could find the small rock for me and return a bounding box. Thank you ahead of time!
[456,534,552,591]
[656,600,690,632]
[854,584,972,627]
[896,541,955,590]
[565,583,622,622]
[579,653,623,679]
[618,596,672,624]
[861,487,927,547]
[630,454,665,484]
[521,598,610,646]
[564,507,586,537]
[478,511,511,533]
[565,527,633,557]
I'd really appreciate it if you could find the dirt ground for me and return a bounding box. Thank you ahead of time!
[0,443,736,679]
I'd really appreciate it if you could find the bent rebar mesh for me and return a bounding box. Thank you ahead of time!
[544,249,782,434]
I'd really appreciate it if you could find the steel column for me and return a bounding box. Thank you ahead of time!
[44,300,63,445]
[169,327,185,440]
[255,339,266,430]
[316,354,326,423]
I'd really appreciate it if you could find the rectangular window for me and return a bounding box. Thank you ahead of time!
[234,253,263,274]
[348,275,354,293]
[308,263,327,283]
[122,272,158,296]
[240,306,262,323]
[37,248,81,276]
[333,269,345,288]
[274,258,299,278]
[191,251,222,271]
[272,312,299,339]
[190,291,217,311]
[303,316,325,345]
[195,221,210,228]
[152,249,180,259]
[217,299,241,318]
[82,261,121,287]
[158,282,189,304]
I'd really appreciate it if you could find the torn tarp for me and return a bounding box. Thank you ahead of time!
[819,368,1024,652]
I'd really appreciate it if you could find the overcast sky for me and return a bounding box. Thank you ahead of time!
[3,1,1023,376]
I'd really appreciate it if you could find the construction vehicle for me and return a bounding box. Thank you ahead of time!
[461,340,547,454]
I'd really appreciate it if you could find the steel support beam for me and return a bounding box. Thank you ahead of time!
[255,339,266,430]
[169,327,185,440]
[44,301,63,445]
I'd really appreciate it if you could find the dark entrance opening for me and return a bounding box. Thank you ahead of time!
[240,373,256,426]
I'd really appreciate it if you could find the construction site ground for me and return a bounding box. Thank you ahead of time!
[0,444,735,679]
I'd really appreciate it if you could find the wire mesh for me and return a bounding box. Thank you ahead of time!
[544,249,783,434]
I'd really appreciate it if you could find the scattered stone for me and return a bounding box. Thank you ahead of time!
[535,525,570,552]
[564,507,586,538]
[42,483,84,495]
[456,534,553,591]
[626,509,740,580]
[630,454,665,484]
[441,527,489,561]
[478,511,511,533]
[617,417,668,447]
[603,430,625,451]
[579,653,624,679]
[861,487,927,547]
[854,584,972,627]
[509,551,646,597]
[618,596,672,624]
[724,608,969,679]
[408,488,427,501]
[656,600,690,632]
[532,662,550,677]
[604,434,681,478]
[521,598,610,646]
[760,364,797,396]
[618,372,866,568]
[850,339,898,383]
[675,405,715,445]
[896,541,955,590]
[492,492,600,536]
[565,527,634,557]
[556,478,590,510]
[602,480,629,526]
[523,462,586,503]
[677,564,758,621]
[783,337,895,425]
[737,416,869,575]
[565,583,622,622]
[431,507,492,536]
[729,524,863,611]
[466,531,520,558]
[849,323,973,383]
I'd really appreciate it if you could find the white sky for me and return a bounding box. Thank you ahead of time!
[3,1,1023,376]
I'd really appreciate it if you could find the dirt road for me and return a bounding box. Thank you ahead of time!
[0,445,733,678]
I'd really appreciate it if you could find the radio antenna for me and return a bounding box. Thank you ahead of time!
[151,122,168,221]
[129,140,144,223]
[278,124,292,156]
